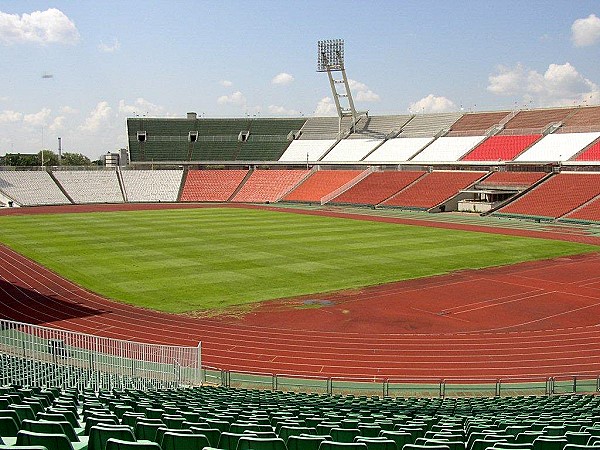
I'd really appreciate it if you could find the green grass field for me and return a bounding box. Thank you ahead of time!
[0,207,597,313]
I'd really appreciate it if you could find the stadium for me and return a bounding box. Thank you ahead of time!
[2,5,600,450]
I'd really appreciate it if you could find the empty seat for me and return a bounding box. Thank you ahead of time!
[219,432,257,450]
[236,436,287,450]
[88,425,136,450]
[318,442,368,450]
[532,438,568,450]
[160,432,210,450]
[331,429,362,443]
[105,439,160,450]
[16,431,81,450]
[288,435,331,450]
[354,437,397,450]
[189,427,221,447]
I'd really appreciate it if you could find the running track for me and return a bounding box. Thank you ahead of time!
[2,203,600,381]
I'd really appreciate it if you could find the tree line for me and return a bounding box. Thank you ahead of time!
[0,151,100,167]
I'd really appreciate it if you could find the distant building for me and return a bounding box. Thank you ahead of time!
[103,148,129,167]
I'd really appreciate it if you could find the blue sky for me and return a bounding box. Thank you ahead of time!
[0,1,599,159]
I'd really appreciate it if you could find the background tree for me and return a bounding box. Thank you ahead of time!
[61,152,92,166]
[37,150,60,166]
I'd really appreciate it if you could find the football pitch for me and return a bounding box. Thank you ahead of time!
[0,207,597,313]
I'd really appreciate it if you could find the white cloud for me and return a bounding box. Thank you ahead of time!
[408,94,456,113]
[0,110,22,123]
[217,91,246,106]
[98,38,120,53]
[571,14,600,47]
[0,8,79,45]
[314,97,336,116]
[60,106,78,114]
[268,105,300,116]
[118,98,165,116]
[487,62,600,107]
[487,63,527,96]
[80,101,112,132]
[48,115,65,133]
[220,80,233,87]
[349,79,380,102]
[23,108,51,127]
[272,72,294,86]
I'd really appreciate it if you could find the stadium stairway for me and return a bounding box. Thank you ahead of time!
[48,171,75,204]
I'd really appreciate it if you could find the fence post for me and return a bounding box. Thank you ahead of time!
[440,380,445,398]
[597,376,600,393]
[273,374,278,392]
[383,379,388,398]
[496,379,501,397]
[327,378,333,396]
[573,376,577,393]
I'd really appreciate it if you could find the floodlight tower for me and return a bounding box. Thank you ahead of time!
[317,39,366,135]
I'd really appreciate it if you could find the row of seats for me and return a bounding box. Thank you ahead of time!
[3,168,600,222]
[3,384,600,450]
[127,118,304,163]
[126,107,600,163]
[0,170,184,206]
[496,173,600,220]
[283,132,600,164]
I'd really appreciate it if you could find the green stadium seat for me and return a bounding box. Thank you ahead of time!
[517,434,546,445]
[532,437,568,450]
[48,410,80,430]
[403,445,450,450]
[85,418,120,436]
[144,410,164,420]
[563,446,600,450]
[155,428,192,446]
[9,405,36,423]
[318,442,368,450]
[0,416,20,437]
[21,420,80,442]
[112,407,135,420]
[424,439,464,450]
[121,413,146,429]
[236,436,287,450]
[88,425,136,450]
[493,443,533,450]
[341,421,360,430]
[244,431,277,439]
[207,419,231,432]
[162,416,186,430]
[105,439,160,450]
[331,429,361,443]
[288,435,331,450]
[189,427,221,446]
[379,431,413,448]
[565,434,591,445]
[219,432,258,450]
[230,423,268,434]
[0,445,47,450]
[160,432,210,450]
[279,427,317,442]
[16,431,84,450]
[134,422,164,442]
[353,437,397,450]
[358,426,382,438]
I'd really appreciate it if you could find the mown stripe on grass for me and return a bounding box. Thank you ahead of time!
[0,207,597,313]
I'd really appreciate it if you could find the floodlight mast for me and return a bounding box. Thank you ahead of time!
[317,39,366,135]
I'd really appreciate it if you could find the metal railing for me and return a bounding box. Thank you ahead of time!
[204,367,600,397]
[0,319,201,390]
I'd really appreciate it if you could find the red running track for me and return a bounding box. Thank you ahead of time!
[1,203,600,380]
